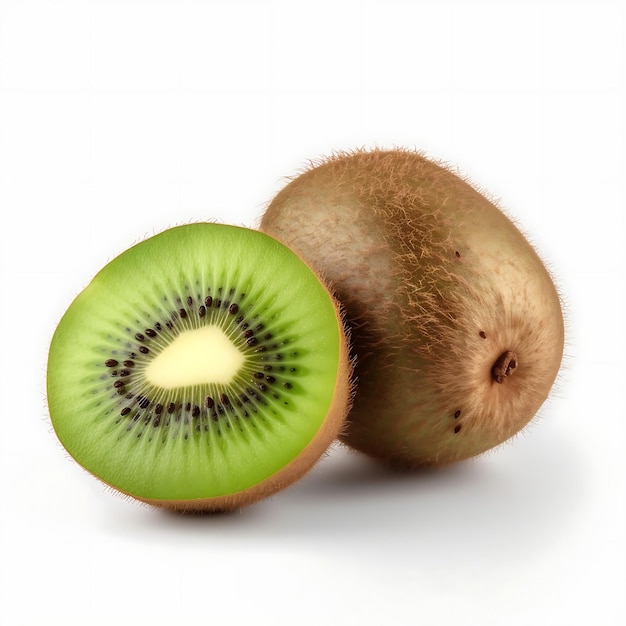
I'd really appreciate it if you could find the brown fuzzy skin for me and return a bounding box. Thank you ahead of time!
[260,148,564,467]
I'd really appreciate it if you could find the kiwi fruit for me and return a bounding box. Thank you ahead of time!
[260,148,564,467]
[47,223,351,511]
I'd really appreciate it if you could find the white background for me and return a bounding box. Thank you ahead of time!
[1,1,624,624]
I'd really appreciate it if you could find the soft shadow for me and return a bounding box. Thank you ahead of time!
[102,428,587,567]
[261,431,588,563]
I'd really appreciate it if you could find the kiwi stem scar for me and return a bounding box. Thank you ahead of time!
[492,351,518,384]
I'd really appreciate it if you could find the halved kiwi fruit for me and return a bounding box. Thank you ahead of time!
[261,148,565,467]
[47,223,351,511]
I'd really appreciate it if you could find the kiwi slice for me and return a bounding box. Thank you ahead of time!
[47,223,351,511]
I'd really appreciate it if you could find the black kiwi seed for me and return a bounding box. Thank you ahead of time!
[135,333,145,342]
[145,328,157,337]
[139,346,149,354]
[205,396,214,409]
[123,360,134,367]
[229,303,239,315]
[199,305,206,317]
[179,308,187,319]
[205,295,213,307]
[105,359,118,367]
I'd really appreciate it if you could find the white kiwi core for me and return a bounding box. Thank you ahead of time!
[144,326,244,388]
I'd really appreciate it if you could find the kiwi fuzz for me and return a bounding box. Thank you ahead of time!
[260,148,565,467]
[47,223,353,511]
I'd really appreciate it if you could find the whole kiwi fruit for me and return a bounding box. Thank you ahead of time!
[47,223,351,511]
[260,148,564,467]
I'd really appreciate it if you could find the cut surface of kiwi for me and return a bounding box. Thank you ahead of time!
[47,223,351,511]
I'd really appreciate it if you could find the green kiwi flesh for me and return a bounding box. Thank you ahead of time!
[47,223,351,511]
[260,149,565,467]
